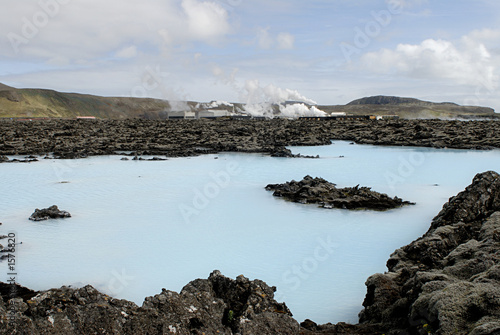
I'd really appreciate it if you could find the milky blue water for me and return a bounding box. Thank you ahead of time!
[1,141,500,324]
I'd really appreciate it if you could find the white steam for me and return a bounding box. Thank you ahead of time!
[241,79,326,118]
[279,104,326,118]
[205,100,234,108]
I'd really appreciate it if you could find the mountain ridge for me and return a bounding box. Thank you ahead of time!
[0,83,496,119]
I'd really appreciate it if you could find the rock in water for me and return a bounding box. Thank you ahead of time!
[29,205,71,221]
[0,270,299,334]
[270,146,295,157]
[265,175,414,210]
[270,146,319,159]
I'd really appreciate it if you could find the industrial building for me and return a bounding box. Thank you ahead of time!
[166,110,231,120]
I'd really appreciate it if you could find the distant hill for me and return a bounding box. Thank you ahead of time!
[0,85,496,120]
[320,95,496,119]
[0,84,186,119]
[347,95,449,106]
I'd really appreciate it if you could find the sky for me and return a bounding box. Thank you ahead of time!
[1,0,499,112]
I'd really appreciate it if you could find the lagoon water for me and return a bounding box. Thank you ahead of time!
[1,141,500,324]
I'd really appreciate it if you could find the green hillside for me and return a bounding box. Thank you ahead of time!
[0,86,173,119]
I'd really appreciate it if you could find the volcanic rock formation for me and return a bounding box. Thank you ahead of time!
[266,175,414,210]
[29,205,71,221]
[2,119,500,159]
[0,271,299,334]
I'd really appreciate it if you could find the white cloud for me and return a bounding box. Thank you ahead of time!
[361,32,499,88]
[257,28,274,49]
[0,0,232,62]
[463,28,500,54]
[182,0,231,42]
[210,64,239,91]
[256,27,295,50]
[277,32,295,50]
[115,46,138,59]
[466,28,500,41]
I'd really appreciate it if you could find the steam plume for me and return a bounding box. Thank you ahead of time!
[241,79,326,118]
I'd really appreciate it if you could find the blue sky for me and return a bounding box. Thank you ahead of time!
[1,0,499,111]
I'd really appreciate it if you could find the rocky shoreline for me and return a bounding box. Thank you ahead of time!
[1,171,498,334]
[266,175,414,210]
[1,271,300,334]
[1,118,500,159]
